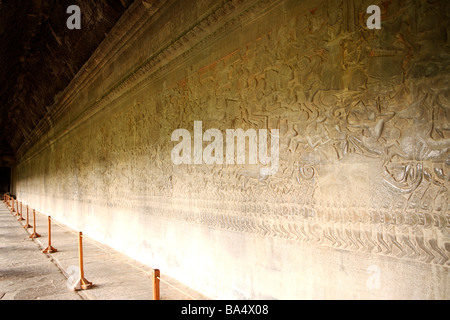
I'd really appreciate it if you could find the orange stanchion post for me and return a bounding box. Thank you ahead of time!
[153,269,160,300]
[29,209,41,238]
[42,216,57,254]
[11,198,15,214]
[73,232,93,291]
[17,202,24,221]
[23,205,32,229]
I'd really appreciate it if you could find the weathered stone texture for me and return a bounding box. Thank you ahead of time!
[14,0,449,299]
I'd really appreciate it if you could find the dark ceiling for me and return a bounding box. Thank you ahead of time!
[0,0,133,165]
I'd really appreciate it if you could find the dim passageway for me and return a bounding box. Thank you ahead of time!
[0,202,207,300]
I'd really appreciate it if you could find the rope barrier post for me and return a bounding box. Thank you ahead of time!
[74,231,93,291]
[42,216,57,254]
[15,199,18,215]
[29,209,41,238]
[153,269,160,300]
[23,205,32,229]
[11,198,15,214]
[17,202,24,221]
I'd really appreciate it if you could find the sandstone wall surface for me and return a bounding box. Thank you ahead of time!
[14,0,449,299]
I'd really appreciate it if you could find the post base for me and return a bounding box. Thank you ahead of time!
[43,245,57,254]
[29,232,41,238]
[23,224,32,229]
[73,277,93,291]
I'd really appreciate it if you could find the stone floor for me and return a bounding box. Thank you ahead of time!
[0,202,208,300]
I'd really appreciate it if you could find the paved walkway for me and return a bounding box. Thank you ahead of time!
[0,201,208,300]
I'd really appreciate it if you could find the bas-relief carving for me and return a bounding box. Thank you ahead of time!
[15,0,449,269]
[160,0,448,266]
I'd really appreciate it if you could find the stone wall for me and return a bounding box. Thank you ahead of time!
[14,0,449,299]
